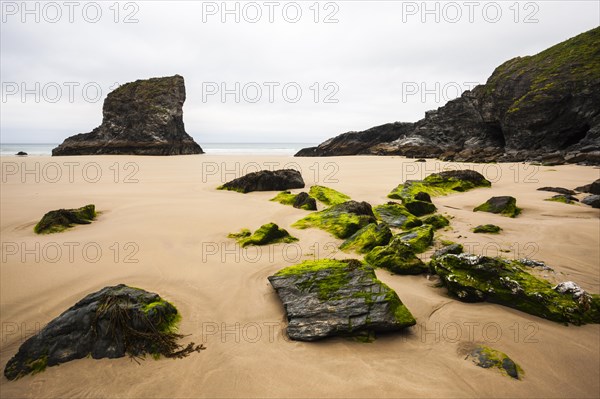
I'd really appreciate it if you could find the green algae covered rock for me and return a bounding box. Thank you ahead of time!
[229,223,298,247]
[545,194,579,204]
[340,223,392,254]
[292,201,377,239]
[397,225,435,253]
[460,343,523,380]
[474,196,521,217]
[473,224,502,233]
[421,214,450,229]
[3,284,204,380]
[34,204,96,234]
[365,237,427,275]
[389,170,491,200]
[309,185,351,206]
[373,202,423,229]
[270,191,317,210]
[267,259,416,341]
[430,253,600,324]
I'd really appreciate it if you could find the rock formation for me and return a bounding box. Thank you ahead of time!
[4,285,203,380]
[296,27,600,165]
[52,75,203,155]
[34,204,96,234]
[268,259,416,341]
[218,169,305,193]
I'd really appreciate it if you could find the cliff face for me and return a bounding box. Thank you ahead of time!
[53,75,203,156]
[297,27,600,164]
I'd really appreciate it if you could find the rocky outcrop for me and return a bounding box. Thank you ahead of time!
[16,151,27,156]
[339,223,392,253]
[459,343,522,380]
[575,179,600,194]
[228,223,298,247]
[219,169,305,193]
[537,187,576,195]
[365,237,427,275]
[3,285,203,380]
[52,75,203,156]
[373,202,423,229]
[581,194,600,208]
[430,254,600,324]
[34,204,96,234]
[296,28,600,165]
[472,224,502,234]
[268,259,416,341]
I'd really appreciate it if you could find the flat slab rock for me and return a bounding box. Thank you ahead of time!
[219,169,305,193]
[268,259,416,341]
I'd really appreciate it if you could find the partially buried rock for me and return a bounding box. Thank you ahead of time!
[545,194,579,204]
[308,185,351,206]
[365,236,427,275]
[474,196,521,217]
[228,223,298,247]
[219,169,305,193]
[268,259,416,341]
[537,186,575,195]
[581,194,600,208]
[3,284,204,380]
[459,342,523,380]
[373,202,423,229]
[430,253,600,324]
[270,191,316,210]
[421,214,449,229]
[473,224,502,234]
[52,75,203,155]
[388,170,491,200]
[574,179,600,195]
[340,223,392,254]
[16,151,27,156]
[34,204,96,234]
[292,200,377,239]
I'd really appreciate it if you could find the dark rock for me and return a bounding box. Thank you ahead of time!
[228,223,298,247]
[52,75,203,155]
[431,243,463,259]
[430,253,600,324]
[537,187,576,195]
[421,214,450,229]
[460,343,522,380]
[581,194,600,208]
[414,192,432,203]
[575,184,592,193]
[219,169,305,193]
[578,179,600,194]
[473,196,521,217]
[3,285,203,380]
[295,28,600,165]
[415,159,427,162]
[293,201,377,239]
[518,258,553,271]
[34,204,96,234]
[293,192,317,210]
[373,202,423,229]
[473,224,502,234]
[365,236,428,275]
[546,194,579,204]
[16,151,27,156]
[268,259,416,341]
[404,200,437,217]
[340,223,392,254]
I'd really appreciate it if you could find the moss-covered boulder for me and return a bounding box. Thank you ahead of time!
[270,191,317,210]
[292,201,377,239]
[3,284,204,380]
[34,204,96,234]
[430,254,600,324]
[365,237,427,275]
[340,223,392,254]
[308,185,351,206]
[473,224,502,234]
[218,169,305,193]
[460,343,523,380]
[388,170,491,200]
[474,196,521,217]
[397,225,435,253]
[373,202,423,229]
[403,198,437,216]
[229,223,298,247]
[421,214,450,229]
[267,259,416,341]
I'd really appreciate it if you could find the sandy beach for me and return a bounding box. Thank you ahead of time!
[1,154,599,398]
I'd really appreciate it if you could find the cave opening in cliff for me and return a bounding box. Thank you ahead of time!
[486,123,506,148]
[560,124,589,149]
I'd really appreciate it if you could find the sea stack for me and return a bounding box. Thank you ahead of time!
[52,75,203,156]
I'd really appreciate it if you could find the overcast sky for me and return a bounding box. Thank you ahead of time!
[1,0,598,144]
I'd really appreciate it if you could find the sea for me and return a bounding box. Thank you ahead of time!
[0,143,316,156]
